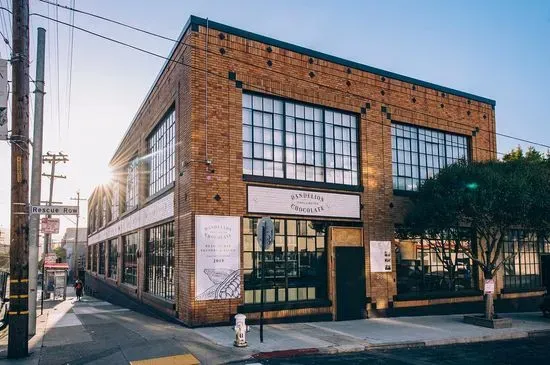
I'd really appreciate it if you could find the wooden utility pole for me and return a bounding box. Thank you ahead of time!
[42,152,68,254]
[70,191,86,281]
[8,0,30,359]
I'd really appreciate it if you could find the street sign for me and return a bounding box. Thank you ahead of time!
[30,205,79,215]
[40,218,60,234]
[484,279,495,294]
[44,253,57,264]
[256,216,275,344]
[256,217,275,250]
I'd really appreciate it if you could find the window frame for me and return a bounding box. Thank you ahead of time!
[145,222,175,301]
[126,158,139,211]
[147,108,176,197]
[391,121,471,193]
[107,239,118,280]
[243,217,329,305]
[122,233,138,286]
[503,230,545,291]
[242,91,361,188]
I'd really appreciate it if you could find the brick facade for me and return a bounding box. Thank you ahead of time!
[84,16,542,328]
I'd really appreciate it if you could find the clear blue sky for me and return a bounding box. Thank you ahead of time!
[0,0,549,240]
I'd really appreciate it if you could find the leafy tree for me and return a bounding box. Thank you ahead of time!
[503,146,547,162]
[54,247,66,262]
[400,160,550,320]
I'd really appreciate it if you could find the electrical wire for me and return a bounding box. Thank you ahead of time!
[32,2,550,150]
[29,11,550,159]
[29,11,509,159]
[55,0,60,140]
[65,0,75,129]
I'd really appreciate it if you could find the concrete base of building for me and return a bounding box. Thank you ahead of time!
[464,314,513,329]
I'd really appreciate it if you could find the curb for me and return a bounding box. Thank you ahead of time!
[243,329,550,360]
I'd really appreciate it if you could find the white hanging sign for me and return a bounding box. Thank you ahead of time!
[370,240,392,272]
[195,215,241,301]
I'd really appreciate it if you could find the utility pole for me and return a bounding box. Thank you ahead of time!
[8,0,30,359]
[40,152,67,312]
[28,27,46,337]
[70,191,86,281]
[42,152,68,254]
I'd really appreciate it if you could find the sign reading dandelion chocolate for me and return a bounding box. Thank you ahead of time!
[247,186,361,219]
[195,215,241,301]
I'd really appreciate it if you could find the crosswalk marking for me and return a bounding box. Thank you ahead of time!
[130,354,200,365]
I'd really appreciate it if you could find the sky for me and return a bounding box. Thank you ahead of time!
[0,0,549,243]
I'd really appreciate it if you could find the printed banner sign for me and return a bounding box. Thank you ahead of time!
[370,241,392,272]
[195,215,241,301]
[41,218,60,234]
[484,279,495,294]
[247,186,361,219]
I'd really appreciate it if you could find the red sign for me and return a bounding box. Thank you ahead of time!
[44,253,57,264]
[41,218,60,234]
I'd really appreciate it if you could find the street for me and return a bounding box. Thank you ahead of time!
[245,334,550,365]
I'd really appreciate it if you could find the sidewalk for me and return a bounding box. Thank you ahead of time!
[196,312,550,359]
[1,290,549,364]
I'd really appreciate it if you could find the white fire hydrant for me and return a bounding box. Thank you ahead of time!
[234,314,250,347]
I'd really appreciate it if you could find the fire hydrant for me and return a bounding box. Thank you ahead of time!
[234,314,250,347]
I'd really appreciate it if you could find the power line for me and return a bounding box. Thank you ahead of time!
[55,0,60,140]
[30,5,550,150]
[38,0,179,43]
[29,11,507,159]
[65,0,75,129]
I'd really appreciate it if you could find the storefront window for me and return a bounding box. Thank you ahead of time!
[145,222,175,301]
[503,230,544,290]
[92,244,97,272]
[122,233,138,286]
[126,158,139,211]
[87,246,92,270]
[108,239,118,280]
[98,242,105,275]
[396,231,474,295]
[391,123,469,191]
[242,93,359,186]
[243,217,327,304]
[147,109,176,196]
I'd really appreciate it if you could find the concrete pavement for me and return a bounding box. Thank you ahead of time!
[1,289,550,364]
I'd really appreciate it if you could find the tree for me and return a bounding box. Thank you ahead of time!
[400,160,550,320]
[503,146,548,162]
[54,247,66,262]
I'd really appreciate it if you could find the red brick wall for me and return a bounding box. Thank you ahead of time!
[180,24,496,325]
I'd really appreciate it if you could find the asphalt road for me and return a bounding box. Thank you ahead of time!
[247,334,550,365]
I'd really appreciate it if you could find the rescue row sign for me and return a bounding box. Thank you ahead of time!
[31,205,79,215]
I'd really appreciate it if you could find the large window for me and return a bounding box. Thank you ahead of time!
[503,231,547,290]
[110,181,119,221]
[92,244,97,272]
[87,246,92,270]
[145,222,175,301]
[242,93,359,186]
[122,233,138,286]
[126,158,139,211]
[147,109,176,196]
[108,239,118,280]
[98,242,105,275]
[102,195,109,227]
[391,123,469,191]
[396,232,475,296]
[243,217,327,304]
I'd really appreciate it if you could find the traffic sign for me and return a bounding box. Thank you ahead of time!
[30,205,79,215]
[256,217,274,250]
[40,218,60,234]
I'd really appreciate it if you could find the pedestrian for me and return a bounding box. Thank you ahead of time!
[74,279,83,301]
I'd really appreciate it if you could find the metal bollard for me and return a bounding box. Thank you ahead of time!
[234,313,250,347]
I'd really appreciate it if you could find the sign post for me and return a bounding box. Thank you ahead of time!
[256,217,274,343]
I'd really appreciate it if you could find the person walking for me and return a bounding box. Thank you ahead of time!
[74,279,83,301]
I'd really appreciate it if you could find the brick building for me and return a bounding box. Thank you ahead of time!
[86,16,546,326]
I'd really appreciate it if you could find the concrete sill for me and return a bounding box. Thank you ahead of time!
[464,314,512,329]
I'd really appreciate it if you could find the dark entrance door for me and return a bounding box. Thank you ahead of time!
[541,255,550,289]
[335,247,366,321]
